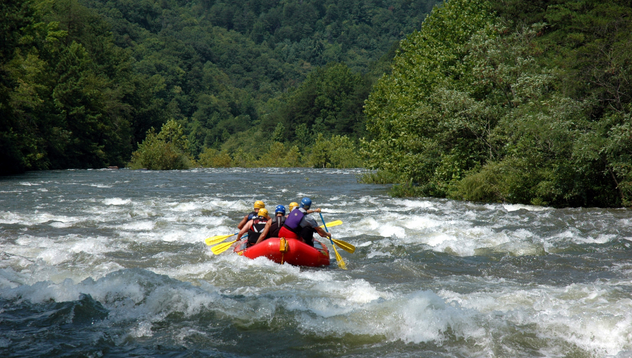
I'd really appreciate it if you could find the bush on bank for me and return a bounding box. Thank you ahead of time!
[128,120,194,170]
[143,129,365,170]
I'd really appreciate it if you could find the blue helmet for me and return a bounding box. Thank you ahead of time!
[300,197,312,209]
[275,204,286,215]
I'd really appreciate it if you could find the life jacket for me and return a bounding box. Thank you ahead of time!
[299,225,315,247]
[246,211,257,221]
[268,216,286,238]
[248,217,268,245]
[284,208,305,231]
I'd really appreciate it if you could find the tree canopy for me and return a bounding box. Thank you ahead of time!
[363,0,632,207]
[0,0,436,174]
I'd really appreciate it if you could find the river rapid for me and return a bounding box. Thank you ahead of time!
[1,168,632,357]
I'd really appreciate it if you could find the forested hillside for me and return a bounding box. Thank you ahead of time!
[0,0,437,174]
[1,0,165,173]
[364,0,632,207]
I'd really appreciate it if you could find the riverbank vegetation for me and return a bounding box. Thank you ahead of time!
[2,0,631,207]
[363,0,632,207]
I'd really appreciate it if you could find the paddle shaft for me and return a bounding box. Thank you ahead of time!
[319,213,347,269]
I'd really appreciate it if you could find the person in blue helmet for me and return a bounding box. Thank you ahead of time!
[286,201,321,218]
[279,197,330,246]
[256,204,287,244]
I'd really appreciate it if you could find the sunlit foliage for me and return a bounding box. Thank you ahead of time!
[128,119,193,170]
[363,0,632,207]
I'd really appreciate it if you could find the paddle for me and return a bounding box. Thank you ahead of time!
[205,233,237,246]
[209,220,346,256]
[211,239,239,255]
[331,238,355,253]
[315,220,354,253]
[319,212,347,270]
[321,220,343,228]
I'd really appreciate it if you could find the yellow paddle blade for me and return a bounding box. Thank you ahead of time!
[320,220,343,228]
[332,238,355,253]
[211,239,238,255]
[205,233,236,246]
[331,244,347,270]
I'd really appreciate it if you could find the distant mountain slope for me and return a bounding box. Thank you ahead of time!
[80,0,439,154]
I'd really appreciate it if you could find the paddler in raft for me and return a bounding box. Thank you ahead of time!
[256,205,287,245]
[279,197,331,247]
[287,201,321,217]
[237,200,265,230]
[236,207,270,247]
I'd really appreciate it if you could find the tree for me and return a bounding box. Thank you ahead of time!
[363,0,632,207]
[128,119,194,170]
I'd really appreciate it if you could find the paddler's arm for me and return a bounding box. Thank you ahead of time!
[236,221,252,240]
[306,208,321,214]
[255,221,273,245]
[314,225,331,239]
[237,214,248,230]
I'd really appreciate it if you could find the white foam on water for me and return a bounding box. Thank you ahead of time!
[577,233,618,245]
[393,198,439,210]
[0,211,80,226]
[401,214,444,230]
[377,223,406,238]
[119,220,155,231]
[170,201,199,212]
[367,249,391,259]
[1,252,630,357]
[9,236,69,266]
[0,211,22,224]
[4,233,126,284]
[439,278,632,356]
[88,183,113,189]
[104,198,132,206]
[131,321,154,337]
[502,203,552,212]
[19,182,40,186]
[293,288,485,346]
[49,221,74,228]
[322,278,388,304]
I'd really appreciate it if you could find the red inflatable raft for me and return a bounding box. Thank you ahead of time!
[233,237,330,267]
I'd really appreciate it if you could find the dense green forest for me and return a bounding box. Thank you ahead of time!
[0,0,436,174]
[2,0,632,207]
[364,0,632,207]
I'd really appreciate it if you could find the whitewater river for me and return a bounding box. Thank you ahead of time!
[1,168,632,357]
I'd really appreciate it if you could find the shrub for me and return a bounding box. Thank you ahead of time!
[198,148,232,167]
[309,133,363,168]
[128,120,193,170]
